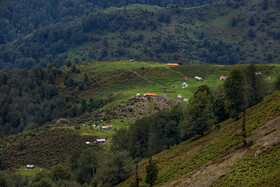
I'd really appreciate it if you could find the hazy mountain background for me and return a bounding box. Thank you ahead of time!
[0,0,279,69]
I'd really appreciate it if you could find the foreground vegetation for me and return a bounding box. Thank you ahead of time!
[118,90,280,186]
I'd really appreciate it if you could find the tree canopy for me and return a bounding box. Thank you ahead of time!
[224,69,246,120]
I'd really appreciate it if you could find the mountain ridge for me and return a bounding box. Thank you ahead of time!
[1,0,280,69]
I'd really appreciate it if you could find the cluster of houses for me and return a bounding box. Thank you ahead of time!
[177,94,189,102]
[220,76,227,80]
[132,93,157,99]
[92,124,113,130]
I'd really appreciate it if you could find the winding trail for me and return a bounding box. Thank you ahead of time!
[128,69,165,87]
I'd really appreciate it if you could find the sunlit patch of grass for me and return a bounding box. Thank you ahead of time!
[18,166,44,176]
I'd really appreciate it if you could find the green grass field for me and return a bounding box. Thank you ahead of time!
[55,62,280,143]
[18,166,44,176]
[60,62,280,105]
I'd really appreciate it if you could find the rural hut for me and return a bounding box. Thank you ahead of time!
[182,82,188,88]
[101,125,113,130]
[220,76,227,80]
[194,76,203,81]
[167,63,179,66]
[96,139,106,144]
[144,93,157,97]
[177,94,183,100]
[26,165,35,169]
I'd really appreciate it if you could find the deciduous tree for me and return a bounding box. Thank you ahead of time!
[245,63,266,107]
[145,157,158,187]
[224,69,246,121]
[180,89,214,140]
[274,74,280,90]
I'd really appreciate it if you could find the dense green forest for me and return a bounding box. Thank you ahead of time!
[0,63,109,136]
[1,0,280,69]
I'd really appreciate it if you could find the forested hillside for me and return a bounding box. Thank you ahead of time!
[0,0,280,69]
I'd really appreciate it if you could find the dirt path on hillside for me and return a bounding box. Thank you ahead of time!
[162,115,280,187]
[167,68,186,78]
[129,70,156,84]
[129,70,165,87]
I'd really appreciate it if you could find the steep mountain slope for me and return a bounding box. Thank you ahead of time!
[117,91,280,186]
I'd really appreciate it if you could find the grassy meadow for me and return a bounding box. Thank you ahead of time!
[59,61,280,106]
[52,61,280,140]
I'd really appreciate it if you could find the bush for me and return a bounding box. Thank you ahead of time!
[248,29,256,38]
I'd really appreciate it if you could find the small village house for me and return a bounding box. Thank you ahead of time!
[194,76,203,81]
[144,93,157,96]
[177,94,183,100]
[167,63,179,66]
[129,59,135,62]
[26,165,35,169]
[101,125,113,130]
[182,82,188,88]
[220,76,227,80]
[96,139,106,144]
[132,93,141,99]
[85,141,90,145]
